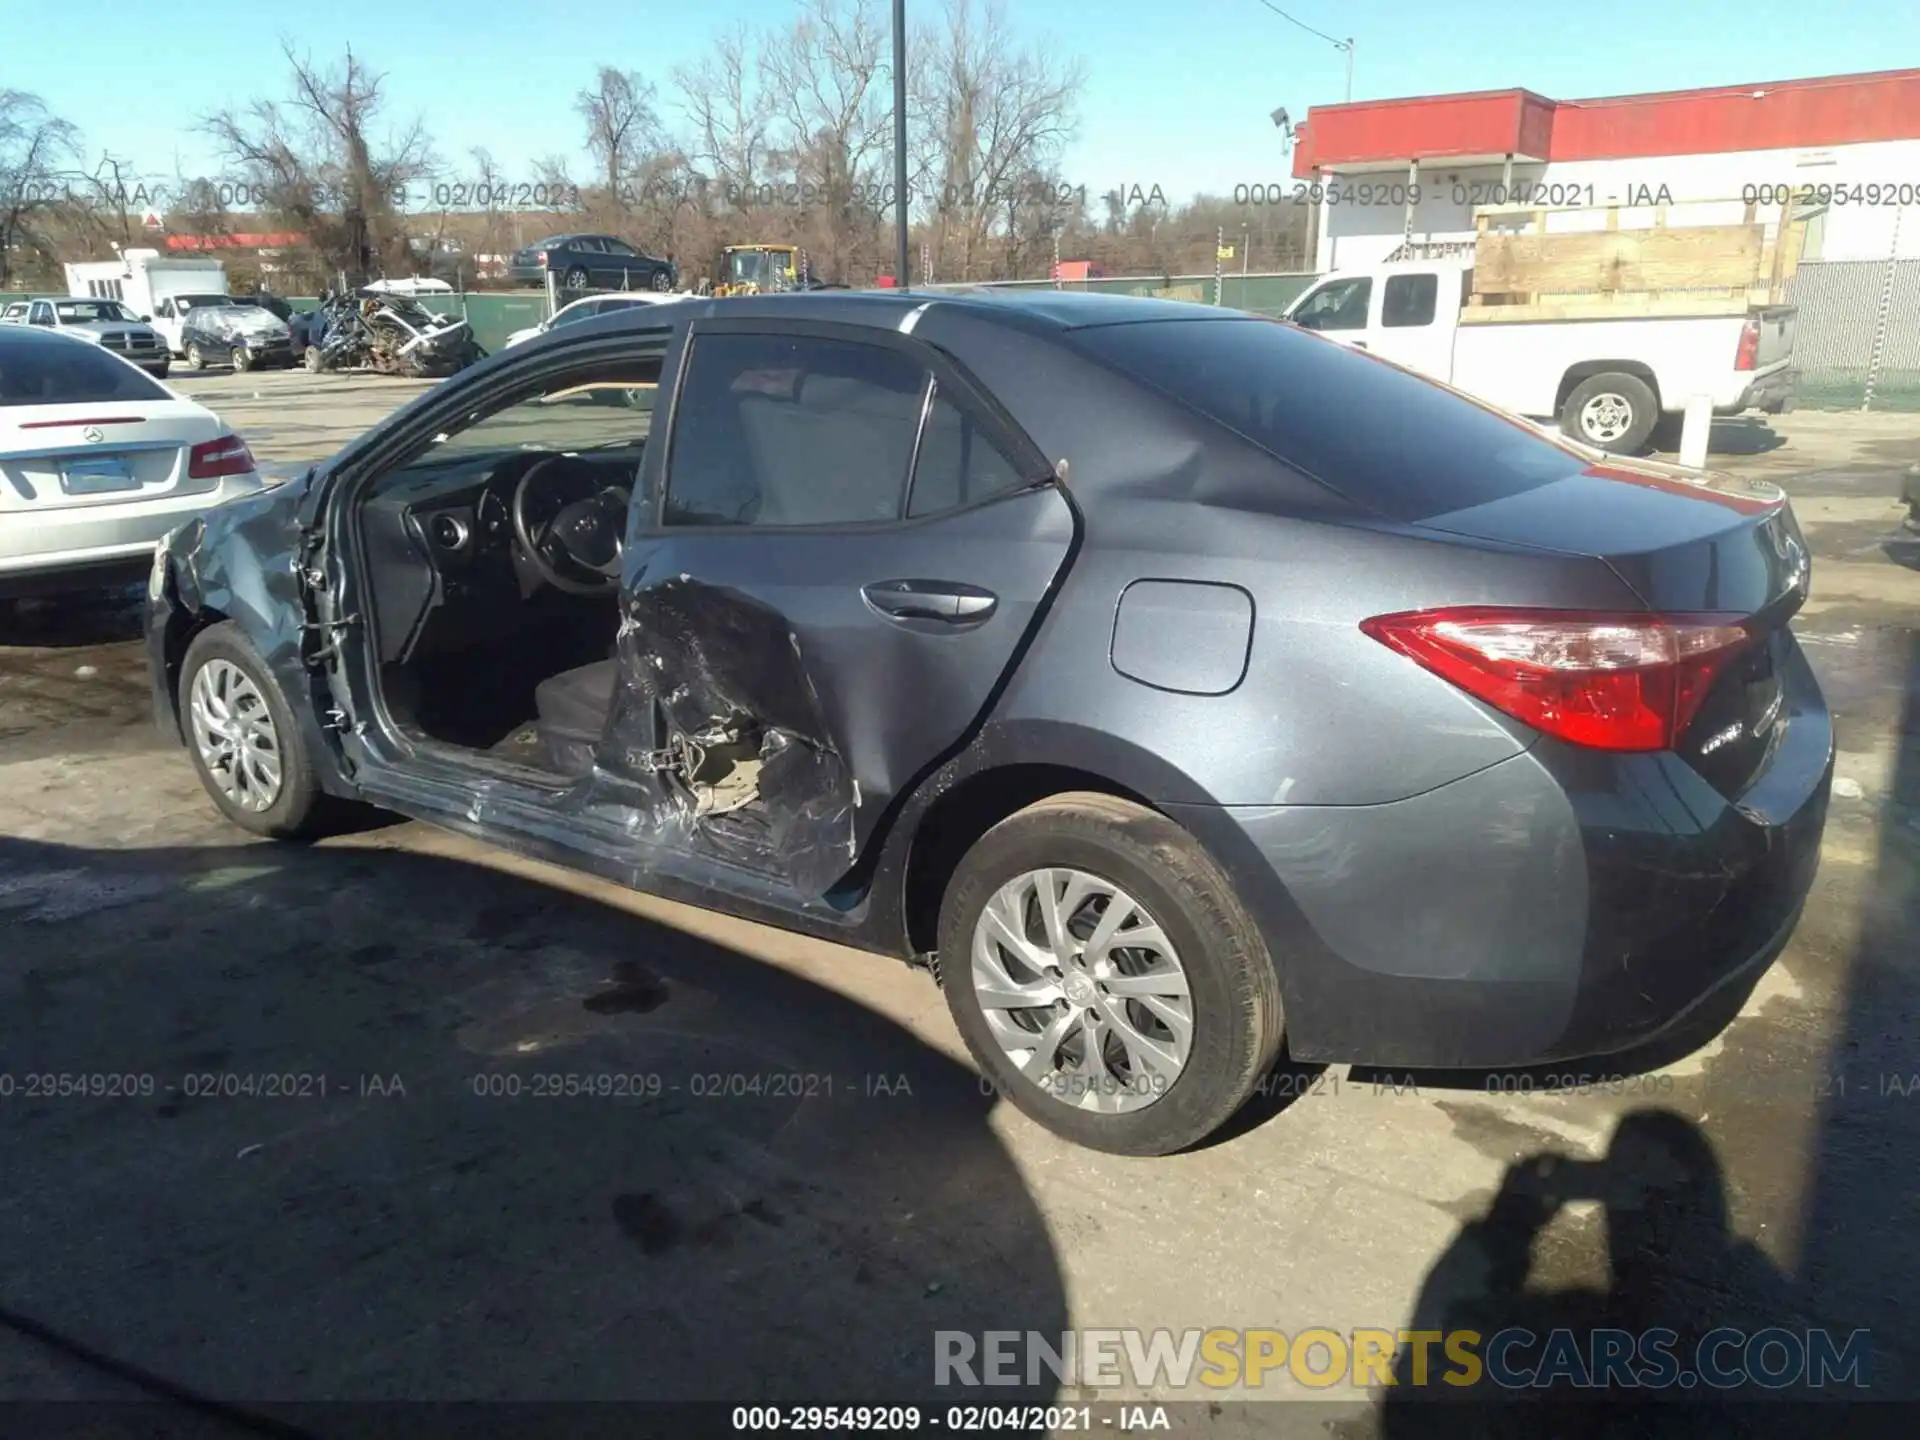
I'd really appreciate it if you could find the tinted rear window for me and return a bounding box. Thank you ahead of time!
[1071,317,1588,520]
[0,333,170,406]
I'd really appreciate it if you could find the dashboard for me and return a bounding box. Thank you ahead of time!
[359,443,645,665]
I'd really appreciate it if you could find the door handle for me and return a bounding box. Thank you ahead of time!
[862,579,998,623]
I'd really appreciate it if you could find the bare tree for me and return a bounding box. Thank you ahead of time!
[576,67,664,216]
[913,0,1084,282]
[201,43,435,285]
[0,90,81,287]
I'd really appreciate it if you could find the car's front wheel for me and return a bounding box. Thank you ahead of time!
[179,622,333,839]
[650,270,672,292]
[186,343,207,371]
[937,792,1284,1156]
[231,345,253,373]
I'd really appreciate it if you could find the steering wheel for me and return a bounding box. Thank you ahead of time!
[510,455,629,595]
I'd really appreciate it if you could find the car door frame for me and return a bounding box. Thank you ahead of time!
[619,310,1076,887]
[295,313,902,944]
[1362,268,1458,382]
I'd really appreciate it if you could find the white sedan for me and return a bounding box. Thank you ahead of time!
[1,326,275,597]
[503,291,683,349]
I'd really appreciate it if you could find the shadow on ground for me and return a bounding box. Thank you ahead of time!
[1342,631,1920,1432]
[0,834,1067,1421]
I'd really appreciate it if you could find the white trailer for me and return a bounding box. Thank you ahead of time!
[64,249,232,357]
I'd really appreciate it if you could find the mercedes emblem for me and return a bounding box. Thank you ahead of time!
[82,426,105,444]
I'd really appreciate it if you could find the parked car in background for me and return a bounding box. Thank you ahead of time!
[2,326,270,597]
[65,249,229,357]
[3,296,171,377]
[149,292,242,358]
[502,291,682,348]
[180,299,297,372]
[506,234,676,293]
[147,289,1831,1157]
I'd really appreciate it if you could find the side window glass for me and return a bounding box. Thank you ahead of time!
[1382,273,1438,328]
[664,333,925,527]
[1292,278,1371,332]
[908,384,1032,517]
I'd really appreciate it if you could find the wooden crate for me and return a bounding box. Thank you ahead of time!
[1459,199,1813,324]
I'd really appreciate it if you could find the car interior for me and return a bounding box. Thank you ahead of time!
[356,330,1026,794]
[356,355,663,779]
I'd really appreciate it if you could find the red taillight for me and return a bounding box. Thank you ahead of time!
[534,250,547,264]
[1735,315,1761,371]
[187,433,255,480]
[1360,607,1757,752]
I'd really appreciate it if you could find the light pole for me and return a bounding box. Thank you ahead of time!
[893,0,910,290]
[1251,2,1355,102]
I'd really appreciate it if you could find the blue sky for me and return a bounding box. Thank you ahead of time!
[20,0,1919,206]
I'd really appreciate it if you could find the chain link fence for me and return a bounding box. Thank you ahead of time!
[1785,253,1920,413]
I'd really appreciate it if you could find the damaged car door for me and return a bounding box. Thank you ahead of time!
[620,318,1076,897]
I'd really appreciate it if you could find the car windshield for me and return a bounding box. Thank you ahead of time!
[0,330,170,405]
[53,300,139,323]
[1072,317,1590,521]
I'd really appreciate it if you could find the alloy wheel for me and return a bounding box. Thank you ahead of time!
[971,867,1194,1113]
[1579,392,1633,444]
[188,658,283,812]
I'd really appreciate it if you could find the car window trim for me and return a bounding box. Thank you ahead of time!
[648,315,1054,536]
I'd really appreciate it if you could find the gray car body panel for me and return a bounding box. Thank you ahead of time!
[147,289,1834,1068]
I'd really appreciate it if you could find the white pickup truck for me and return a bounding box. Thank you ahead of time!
[1282,254,1798,454]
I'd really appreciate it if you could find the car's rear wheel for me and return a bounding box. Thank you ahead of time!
[187,343,207,371]
[179,622,333,840]
[650,270,672,292]
[1562,372,1658,454]
[937,792,1284,1156]
[564,266,589,290]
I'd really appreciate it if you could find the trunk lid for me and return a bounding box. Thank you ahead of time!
[1751,304,1796,372]
[0,401,225,513]
[1415,457,1811,796]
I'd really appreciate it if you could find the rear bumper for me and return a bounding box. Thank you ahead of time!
[1172,644,1833,1069]
[1719,366,1800,416]
[0,474,274,584]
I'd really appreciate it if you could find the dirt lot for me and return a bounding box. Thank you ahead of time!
[2,379,1917,1429]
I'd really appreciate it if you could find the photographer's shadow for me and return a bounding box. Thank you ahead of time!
[1379,1108,1829,1436]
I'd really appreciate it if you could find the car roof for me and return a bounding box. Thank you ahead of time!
[566,286,1247,338]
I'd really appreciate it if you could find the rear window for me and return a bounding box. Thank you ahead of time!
[0,332,170,406]
[1071,318,1588,520]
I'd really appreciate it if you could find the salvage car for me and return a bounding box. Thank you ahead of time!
[5,296,171,377]
[181,299,297,372]
[2,326,269,597]
[147,290,1833,1156]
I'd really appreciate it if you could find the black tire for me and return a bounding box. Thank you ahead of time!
[178,622,336,840]
[1561,371,1658,455]
[936,792,1285,1156]
[186,343,207,371]
[151,364,170,380]
[304,345,327,373]
[231,345,253,373]
[564,266,589,291]
[650,269,672,292]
